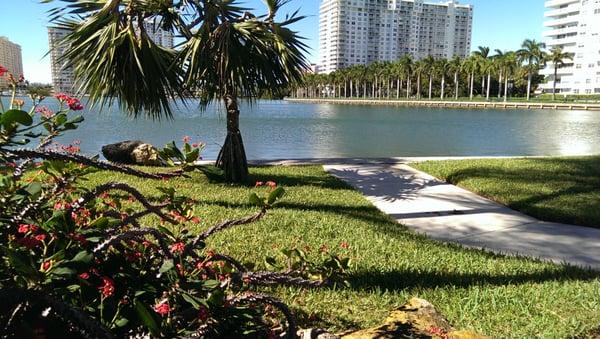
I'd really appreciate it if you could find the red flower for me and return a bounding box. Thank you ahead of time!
[66,97,84,111]
[265,181,277,188]
[34,234,47,242]
[255,181,264,187]
[340,241,350,249]
[170,242,185,254]
[41,261,52,272]
[98,277,115,297]
[0,65,7,76]
[18,224,30,234]
[319,244,329,253]
[79,272,90,280]
[198,306,210,321]
[182,136,191,143]
[154,302,171,316]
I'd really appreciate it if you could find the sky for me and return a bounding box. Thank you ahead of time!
[0,0,545,84]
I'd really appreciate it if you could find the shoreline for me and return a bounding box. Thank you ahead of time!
[285,98,600,111]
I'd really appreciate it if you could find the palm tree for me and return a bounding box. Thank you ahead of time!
[473,46,490,98]
[500,52,519,102]
[546,47,573,100]
[448,56,462,100]
[399,55,413,99]
[52,0,308,183]
[493,50,505,99]
[414,61,425,100]
[435,59,449,99]
[463,56,478,100]
[422,55,436,100]
[518,39,546,101]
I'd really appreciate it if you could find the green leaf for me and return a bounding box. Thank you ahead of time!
[25,182,43,197]
[181,292,202,309]
[159,259,174,273]
[134,300,160,337]
[248,193,265,206]
[267,187,285,205]
[52,267,76,277]
[115,317,129,327]
[203,279,220,290]
[70,250,93,264]
[1,109,33,127]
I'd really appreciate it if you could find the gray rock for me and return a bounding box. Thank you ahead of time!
[102,140,163,166]
[297,328,340,339]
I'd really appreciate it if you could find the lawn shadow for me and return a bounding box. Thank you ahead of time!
[326,167,445,203]
[434,159,600,227]
[346,265,600,292]
[199,165,352,190]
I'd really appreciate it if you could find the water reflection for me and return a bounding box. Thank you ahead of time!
[3,98,600,159]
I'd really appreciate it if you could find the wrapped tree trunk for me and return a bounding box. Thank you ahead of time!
[216,95,249,183]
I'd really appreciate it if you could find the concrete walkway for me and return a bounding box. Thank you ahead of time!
[324,163,600,271]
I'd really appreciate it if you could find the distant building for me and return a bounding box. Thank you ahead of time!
[541,0,600,95]
[48,27,75,94]
[319,0,473,74]
[48,20,174,94]
[0,36,23,88]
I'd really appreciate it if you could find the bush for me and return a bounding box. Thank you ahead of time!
[0,71,349,337]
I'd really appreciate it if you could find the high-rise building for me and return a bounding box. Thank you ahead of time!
[541,0,600,95]
[318,0,473,74]
[48,20,174,94]
[0,36,23,88]
[48,27,75,93]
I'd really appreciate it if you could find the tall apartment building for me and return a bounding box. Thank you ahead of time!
[0,37,23,88]
[319,0,473,73]
[48,27,75,93]
[48,20,174,94]
[541,0,600,95]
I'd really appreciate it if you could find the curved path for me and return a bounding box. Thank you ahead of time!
[323,162,600,271]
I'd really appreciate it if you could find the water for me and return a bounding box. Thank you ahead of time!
[4,98,600,159]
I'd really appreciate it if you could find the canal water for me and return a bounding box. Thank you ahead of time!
[6,99,600,159]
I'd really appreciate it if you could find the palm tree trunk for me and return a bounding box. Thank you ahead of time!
[350,80,353,99]
[216,95,249,183]
[486,73,491,101]
[397,78,401,99]
[440,76,445,99]
[469,72,474,100]
[428,75,432,100]
[481,76,485,95]
[526,72,532,101]
[454,72,459,100]
[504,76,509,102]
[417,73,421,99]
[553,66,558,101]
[407,77,411,99]
[498,73,503,98]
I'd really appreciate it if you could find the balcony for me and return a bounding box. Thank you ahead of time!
[544,16,579,27]
[544,5,580,17]
[545,36,578,46]
[544,0,579,9]
[543,26,578,37]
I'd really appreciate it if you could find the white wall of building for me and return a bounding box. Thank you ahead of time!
[318,0,473,73]
[541,0,600,95]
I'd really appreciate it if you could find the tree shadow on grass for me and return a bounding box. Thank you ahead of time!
[198,165,353,190]
[435,161,600,228]
[345,265,600,292]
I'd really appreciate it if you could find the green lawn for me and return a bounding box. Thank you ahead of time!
[412,156,600,229]
[85,165,600,338]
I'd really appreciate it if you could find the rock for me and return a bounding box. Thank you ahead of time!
[102,140,163,166]
[298,328,340,339]
[341,298,489,339]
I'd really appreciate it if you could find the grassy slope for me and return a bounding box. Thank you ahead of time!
[84,165,600,338]
[412,156,600,229]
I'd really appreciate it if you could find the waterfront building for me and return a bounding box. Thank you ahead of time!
[48,20,174,94]
[541,0,600,95]
[0,36,23,88]
[318,0,473,73]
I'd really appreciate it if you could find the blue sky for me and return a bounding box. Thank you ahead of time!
[1,0,545,83]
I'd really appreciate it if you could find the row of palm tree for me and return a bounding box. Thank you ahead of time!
[294,39,573,102]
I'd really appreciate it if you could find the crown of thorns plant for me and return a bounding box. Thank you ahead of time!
[0,74,349,338]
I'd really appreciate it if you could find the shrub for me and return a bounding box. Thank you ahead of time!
[0,71,349,338]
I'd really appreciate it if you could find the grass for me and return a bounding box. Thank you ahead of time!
[412,156,600,229]
[84,165,600,338]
